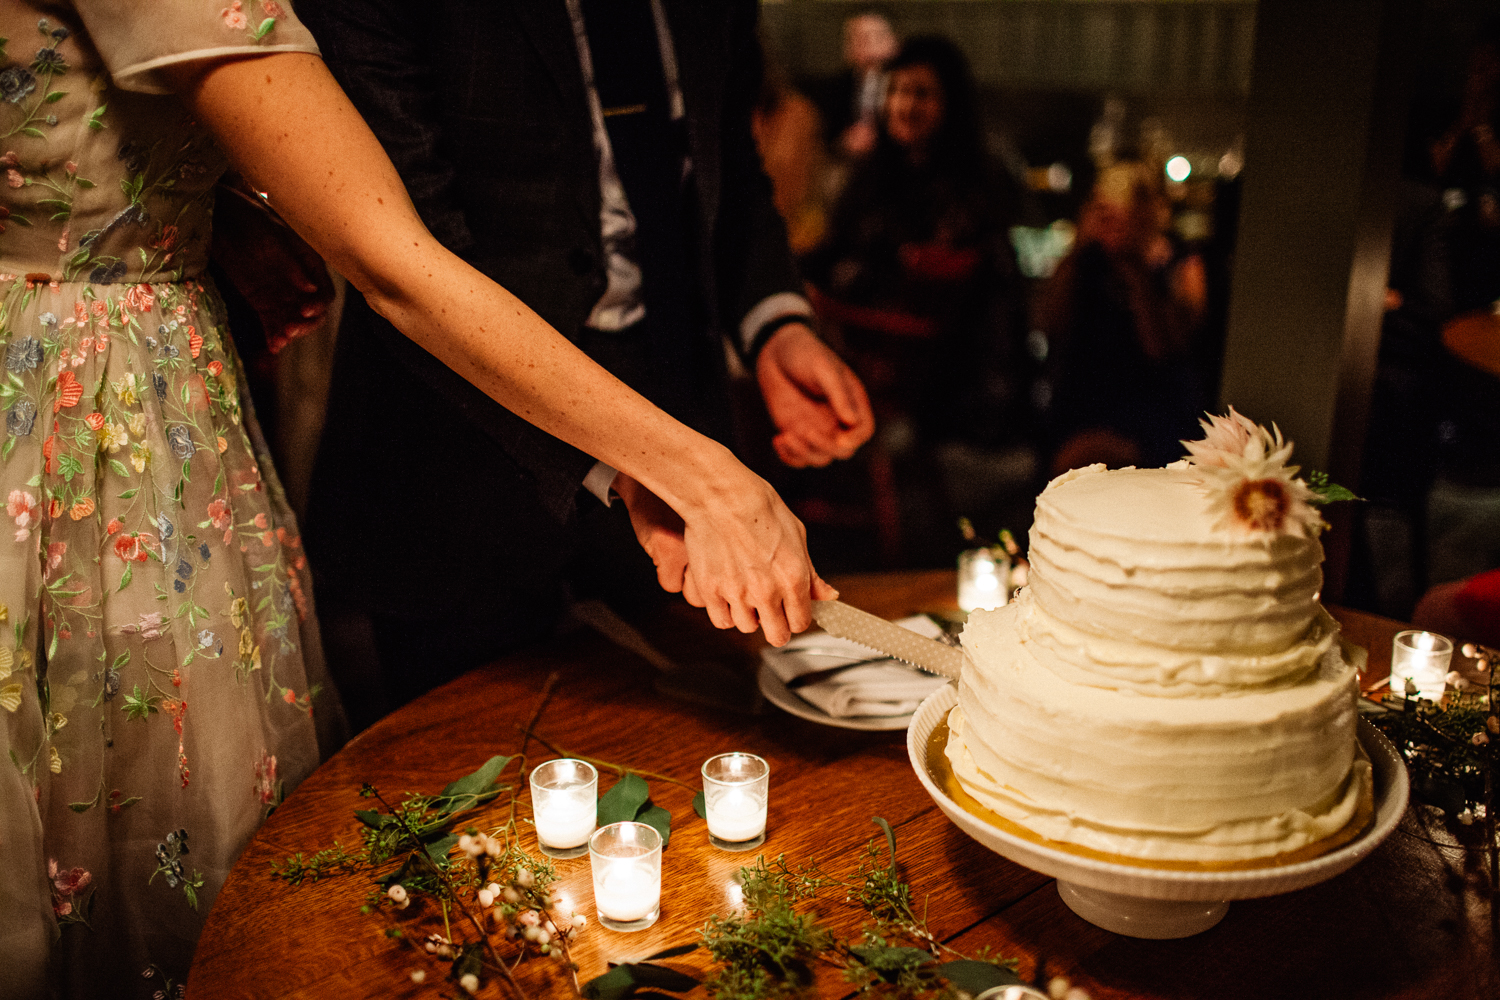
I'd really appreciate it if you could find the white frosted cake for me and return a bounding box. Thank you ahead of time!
[944,411,1368,864]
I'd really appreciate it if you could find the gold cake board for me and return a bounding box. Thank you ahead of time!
[926,709,1376,873]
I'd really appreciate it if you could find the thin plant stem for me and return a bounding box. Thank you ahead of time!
[519,727,697,790]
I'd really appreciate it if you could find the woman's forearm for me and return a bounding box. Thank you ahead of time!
[166,53,733,515]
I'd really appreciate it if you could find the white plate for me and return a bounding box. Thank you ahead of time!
[908,685,1409,938]
[758,662,917,731]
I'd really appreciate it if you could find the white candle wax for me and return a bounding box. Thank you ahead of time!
[593,861,660,923]
[535,793,595,849]
[707,789,766,842]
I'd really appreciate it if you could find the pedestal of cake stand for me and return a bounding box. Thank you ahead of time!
[1055,882,1229,938]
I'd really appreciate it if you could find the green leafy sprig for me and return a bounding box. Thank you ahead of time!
[1305,470,1361,505]
[593,818,1023,1000]
[1363,641,1497,893]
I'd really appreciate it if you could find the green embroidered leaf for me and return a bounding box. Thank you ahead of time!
[112,650,130,669]
[597,772,650,826]
[1,437,12,461]
[44,91,65,102]
[117,488,137,499]
[74,177,93,189]
[57,453,82,482]
[7,213,29,226]
[21,127,43,139]
[121,684,158,721]
[109,459,128,477]
[117,564,132,592]
[252,17,278,41]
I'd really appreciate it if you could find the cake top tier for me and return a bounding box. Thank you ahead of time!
[1035,464,1322,570]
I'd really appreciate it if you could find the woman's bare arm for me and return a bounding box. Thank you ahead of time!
[165,52,831,644]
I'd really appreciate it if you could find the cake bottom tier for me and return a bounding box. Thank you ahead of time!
[947,601,1365,864]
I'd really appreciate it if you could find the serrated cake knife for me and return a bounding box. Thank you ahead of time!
[810,600,968,681]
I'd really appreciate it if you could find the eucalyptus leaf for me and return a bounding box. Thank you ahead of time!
[643,943,700,961]
[872,816,898,872]
[691,790,705,819]
[581,965,637,1000]
[937,959,1024,994]
[598,772,650,826]
[850,944,933,972]
[423,831,459,865]
[353,809,389,830]
[582,961,699,1000]
[635,802,671,848]
[620,963,699,992]
[430,754,511,813]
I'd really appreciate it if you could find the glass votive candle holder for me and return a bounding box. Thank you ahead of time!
[702,752,769,852]
[1390,630,1454,703]
[958,547,1011,613]
[588,821,662,932]
[530,759,597,859]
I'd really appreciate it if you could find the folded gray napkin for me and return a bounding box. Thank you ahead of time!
[761,616,952,718]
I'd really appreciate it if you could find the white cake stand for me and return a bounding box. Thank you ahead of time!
[906,685,1409,939]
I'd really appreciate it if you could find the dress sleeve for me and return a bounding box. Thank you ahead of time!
[70,0,319,95]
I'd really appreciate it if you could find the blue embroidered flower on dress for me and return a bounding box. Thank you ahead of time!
[0,65,36,103]
[5,336,42,373]
[6,400,35,437]
[38,312,57,332]
[89,260,127,283]
[167,425,194,459]
[152,372,167,401]
[196,629,216,649]
[175,557,193,580]
[156,513,174,539]
[198,542,211,561]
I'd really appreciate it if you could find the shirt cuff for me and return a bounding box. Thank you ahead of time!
[740,292,814,358]
[582,461,620,506]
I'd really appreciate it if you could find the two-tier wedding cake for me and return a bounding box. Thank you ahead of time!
[944,410,1370,864]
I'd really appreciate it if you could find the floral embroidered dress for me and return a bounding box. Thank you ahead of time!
[0,3,341,995]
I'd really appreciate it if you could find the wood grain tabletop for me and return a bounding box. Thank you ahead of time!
[187,571,1496,1000]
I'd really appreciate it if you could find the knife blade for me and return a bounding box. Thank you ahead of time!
[809,600,967,681]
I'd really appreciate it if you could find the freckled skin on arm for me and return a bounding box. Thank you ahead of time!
[165,52,834,644]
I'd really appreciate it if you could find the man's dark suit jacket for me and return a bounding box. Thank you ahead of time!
[300,0,803,615]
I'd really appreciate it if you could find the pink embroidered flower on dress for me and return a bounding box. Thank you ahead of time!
[48,860,91,917]
[45,541,65,574]
[6,169,22,188]
[123,284,154,313]
[84,412,105,432]
[264,1,285,17]
[113,533,150,564]
[222,1,247,30]
[254,751,278,805]
[7,489,39,532]
[207,497,232,531]
[127,611,165,641]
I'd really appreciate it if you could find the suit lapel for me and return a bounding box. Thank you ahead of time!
[659,0,725,246]
[510,0,589,113]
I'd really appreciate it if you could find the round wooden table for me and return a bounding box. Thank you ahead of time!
[187,572,1495,999]
[1443,308,1500,379]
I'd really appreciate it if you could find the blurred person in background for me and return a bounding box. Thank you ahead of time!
[803,6,898,162]
[753,44,829,256]
[1036,161,1208,474]
[800,36,1031,561]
